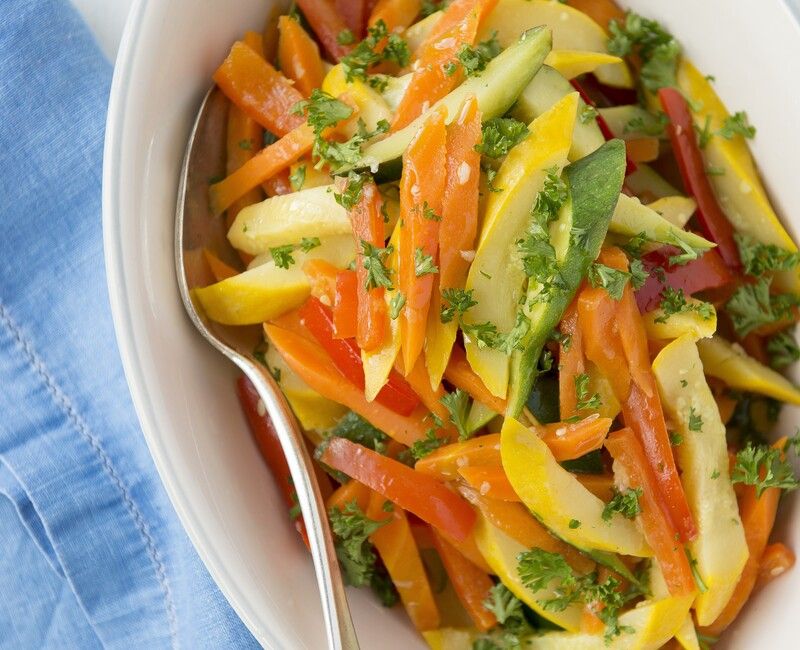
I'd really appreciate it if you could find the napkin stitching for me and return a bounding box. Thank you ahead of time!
[0,300,179,648]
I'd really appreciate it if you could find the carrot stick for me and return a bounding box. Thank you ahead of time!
[701,439,789,636]
[458,465,519,501]
[209,123,314,216]
[558,302,585,420]
[368,0,422,32]
[294,0,355,62]
[349,180,389,352]
[303,258,339,303]
[398,108,447,372]
[278,16,326,98]
[575,473,616,503]
[415,433,501,479]
[242,30,265,57]
[202,249,238,282]
[415,0,494,55]
[336,0,370,39]
[626,137,660,163]
[756,542,795,590]
[265,323,431,446]
[263,168,294,197]
[566,0,625,30]
[431,527,498,631]
[333,270,359,339]
[327,478,371,512]
[605,427,696,596]
[444,346,507,414]
[366,491,441,631]
[401,357,452,425]
[225,101,264,232]
[213,41,306,136]
[537,415,613,462]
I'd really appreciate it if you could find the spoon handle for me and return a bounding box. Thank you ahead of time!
[240,362,359,650]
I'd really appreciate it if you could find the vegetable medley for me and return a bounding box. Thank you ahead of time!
[192,0,800,647]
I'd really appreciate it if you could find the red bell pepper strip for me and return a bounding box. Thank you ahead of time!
[605,428,696,597]
[336,0,369,39]
[320,437,477,540]
[349,180,389,352]
[298,297,420,415]
[236,375,309,547]
[294,0,354,62]
[635,246,734,312]
[658,87,741,270]
[333,270,359,339]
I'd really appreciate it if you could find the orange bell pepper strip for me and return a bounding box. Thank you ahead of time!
[460,486,595,574]
[538,415,613,462]
[431,528,497,631]
[213,41,306,136]
[458,465,519,501]
[756,542,795,590]
[415,433,501,479]
[333,270,359,339]
[350,180,389,352]
[444,346,507,414]
[366,491,441,631]
[439,528,492,573]
[209,124,314,216]
[327,478,371,512]
[303,258,339,303]
[558,302,585,420]
[701,438,788,636]
[265,323,430,446]
[236,375,310,548]
[320,437,477,540]
[605,427,696,597]
[566,0,625,29]
[278,16,326,98]
[294,0,354,62]
[398,109,447,371]
[202,249,238,282]
[369,0,422,32]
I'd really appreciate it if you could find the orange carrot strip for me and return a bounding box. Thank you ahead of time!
[295,0,355,62]
[303,259,339,303]
[278,15,326,98]
[225,102,264,231]
[333,270,359,339]
[213,41,306,136]
[265,323,431,446]
[263,168,294,197]
[415,433,501,479]
[566,0,625,29]
[444,346,507,414]
[431,527,497,631]
[756,542,795,591]
[350,180,389,351]
[202,249,238,282]
[626,137,660,163]
[575,473,616,503]
[701,439,788,636]
[327,478,371,512]
[559,302,585,420]
[399,109,447,371]
[605,428,696,596]
[538,416,613,462]
[402,357,452,425]
[439,528,492,573]
[242,30,265,57]
[209,124,314,215]
[367,491,441,631]
[369,0,422,32]
[415,0,495,55]
[336,0,370,38]
[458,465,519,501]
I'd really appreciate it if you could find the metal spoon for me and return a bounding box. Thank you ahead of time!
[175,87,359,650]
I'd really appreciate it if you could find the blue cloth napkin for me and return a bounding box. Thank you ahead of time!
[0,2,258,647]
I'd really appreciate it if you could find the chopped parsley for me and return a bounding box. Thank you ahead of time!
[725,278,799,338]
[602,487,643,522]
[389,292,406,320]
[333,170,368,210]
[575,373,602,411]
[440,288,477,324]
[669,431,684,446]
[767,330,800,369]
[625,111,668,136]
[463,313,531,356]
[328,412,389,454]
[718,111,756,140]
[270,244,296,269]
[361,241,394,291]
[695,115,714,148]
[337,29,355,45]
[688,407,703,432]
[569,519,582,529]
[329,500,388,587]
[417,201,441,222]
[735,234,800,277]
[440,388,471,440]
[238,138,252,150]
[449,32,501,77]
[341,20,410,83]
[299,236,321,252]
[731,443,800,498]
[654,287,715,324]
[588,263,630,300]
[414,247,438,276]
[667,233,701,266]
[623,231,651,258]
[407,429,447,461]
[289,165,306,191]
[579,104,598,124]
[475,117,529,159]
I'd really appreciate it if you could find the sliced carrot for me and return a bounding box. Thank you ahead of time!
[444,346,507,414]
[202,249,239,282]
[398,108,448,371]
[415,0,495,55]
[626,137,660,163]
[701,438,788,636]
[242,30,265,57]
[581,607,606,635]
[225,102,264,232]
[402,356,452,425]
[265,323,431,446]
[431,527,497,631]
[333,270,359,339]
[575,473,616,503]
[303,258,339,303]
[566,0,625,29]
[756,542,795,590]
[278,16,326,98]
[327,478,371,512]
[263,167,294,197]
[367,491,441,630]
[605,427,696,596]
[458,465,519,501]
[369,0,422,32]
[415,433,501,480]
[295,0,355,62]
[558,301,585,420]
[538,415,613,462]
[320,437,477,540]
[349,180,389,352]
[336,0,370,38]
[209,123,314,216]
[213,41,305,136]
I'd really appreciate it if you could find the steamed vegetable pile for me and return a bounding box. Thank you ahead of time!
[192,1,800,647]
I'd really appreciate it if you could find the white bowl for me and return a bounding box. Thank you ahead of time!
[103,1,800,647]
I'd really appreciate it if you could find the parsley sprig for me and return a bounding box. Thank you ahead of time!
[655,287,714,324]
[574,374,602,411]
[475,117,528,159]
[329,500,388,587]
[731,443,800,498]
[440,288,477,324]
[269,237,321,269]
[341,20,409,85]
[440,388,471,440]
[602,487,643,522]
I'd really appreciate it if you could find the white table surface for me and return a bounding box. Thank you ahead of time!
[71,0,133,61]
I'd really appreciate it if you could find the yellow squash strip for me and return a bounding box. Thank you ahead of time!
[642,301,717,342]
[677,59,799,292]
[646,196,697,228]
[322,63,393,134]
[697,335,800,405]
[544,49,624,80]
[501,417,650,557]
[653,335,748,625]
[463,92,578,398]
[479,0,633,88]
